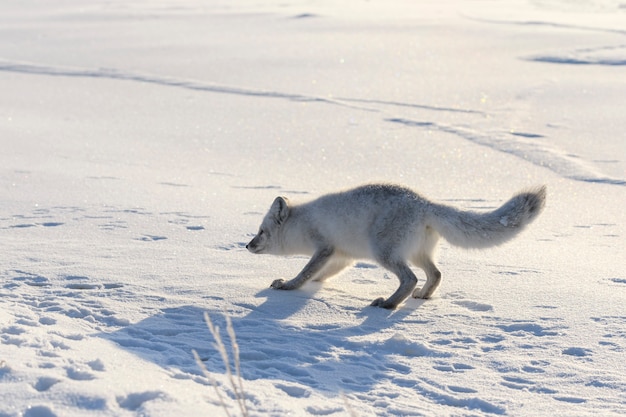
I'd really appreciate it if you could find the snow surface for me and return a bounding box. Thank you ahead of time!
[1,0,625,416]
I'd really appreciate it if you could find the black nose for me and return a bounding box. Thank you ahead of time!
[245,243,249,249]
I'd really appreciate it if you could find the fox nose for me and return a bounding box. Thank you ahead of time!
[245,243,249,249]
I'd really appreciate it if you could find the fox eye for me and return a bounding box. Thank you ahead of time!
[258,229,265,236]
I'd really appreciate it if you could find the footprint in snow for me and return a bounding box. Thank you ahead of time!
[33,377,61,392]
[216,242,247,250]
[135,235,167,241]
[561,347,593,357]
[554,396,587,404]
[275,383,311,398]
[9,223,37,229]
[433,362,475,373]
[65,283,102,290]
[305,405,344,415]
[444,291,493,312]
[10,275,51,288]
[116,391,168,411]
[38,222,64,227]
[64,275,121,291]
[23,405,58,417]
[522,363,547,374]
[453,300,493,312]
[66,366,96,381]
[185,225,204,231]
[448,385,478,394]
[496,322,561,337]
[159,182,189,188]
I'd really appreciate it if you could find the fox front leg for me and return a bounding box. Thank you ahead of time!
[270,247,334,290]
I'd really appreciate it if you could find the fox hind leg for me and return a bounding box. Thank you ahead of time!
[412,257,441,299]
[371,260,418,309]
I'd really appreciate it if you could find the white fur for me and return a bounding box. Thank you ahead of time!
[247,183,546,309]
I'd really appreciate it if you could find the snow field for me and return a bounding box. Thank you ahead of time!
[1,0,625,416]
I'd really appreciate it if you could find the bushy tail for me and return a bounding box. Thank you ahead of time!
[427,186,547,249]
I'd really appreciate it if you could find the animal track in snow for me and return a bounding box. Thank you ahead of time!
[39,222,64,227]
[136,234,168,242]
[64,275,102,290]
[275,383,311,398]
[488,263,542,277]
[445,292,494,313]
[185,225,204,231]
[65,283,102,290]
[3,204,211,244]
[159,182,189,188]
[105,304,453,405]
[554,396,587,404]
[23,405,58,417]
[448,385,478,394]
[116,391,168,411]
[500,375,557,394]
[496,322,561,337]
[66,366,97,381]
[453,300,493,312]
[215,242,247,251]
[562,347,593,357]
[433,362,475,373]
[591,316,625,352]
[526,44,626,66]
[33,376,61,392]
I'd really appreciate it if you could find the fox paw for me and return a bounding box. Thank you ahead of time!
[270,279,285,289]
[412,287,430,299]
[370,297,396,310]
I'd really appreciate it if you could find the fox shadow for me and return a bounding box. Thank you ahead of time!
[100,282,431,397]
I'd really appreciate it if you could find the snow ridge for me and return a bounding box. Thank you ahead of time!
[387,117,626,186]
[2,58,622,186]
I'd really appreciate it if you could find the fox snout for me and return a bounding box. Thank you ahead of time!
[246,235,262,253]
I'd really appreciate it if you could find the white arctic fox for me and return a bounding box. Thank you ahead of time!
[247,183,546,309]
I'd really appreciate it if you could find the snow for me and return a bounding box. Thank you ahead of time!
[1,0,625,416]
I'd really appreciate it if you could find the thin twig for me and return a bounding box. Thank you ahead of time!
[224,312,249,416]
[201,312,249,417]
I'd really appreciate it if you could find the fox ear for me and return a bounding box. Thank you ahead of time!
[270,196,290,224]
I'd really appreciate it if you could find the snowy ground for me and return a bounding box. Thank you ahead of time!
[1,0,625,416]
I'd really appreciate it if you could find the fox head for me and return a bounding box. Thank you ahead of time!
[246,196,290,254]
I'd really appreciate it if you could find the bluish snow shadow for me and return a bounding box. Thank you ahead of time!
[99,293,506,415]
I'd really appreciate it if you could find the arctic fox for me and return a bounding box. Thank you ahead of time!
[246,184,546,309]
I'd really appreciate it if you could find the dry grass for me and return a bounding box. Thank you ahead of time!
[193,312,249,417]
